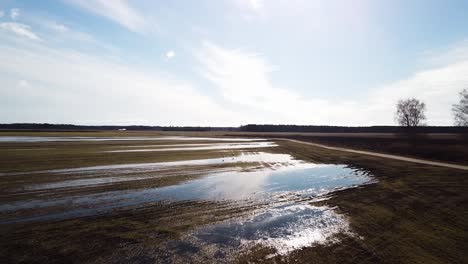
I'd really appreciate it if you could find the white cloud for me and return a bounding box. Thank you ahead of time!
[196,41,355,124]
[0,10,5,18]
[166,50,175,59]
[66,0,148,33]
[0,27,466,126]
[368,60,468,125]
[10,8,20,20]
[196,41,468,125]
[0,40,239,125]
[0,22,41,41]
[37,20,94,43]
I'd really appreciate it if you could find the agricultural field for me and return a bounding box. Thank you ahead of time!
[1,132,467,263]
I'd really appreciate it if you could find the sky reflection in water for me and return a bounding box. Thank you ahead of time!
[1,150,372,255]
[153,154,371,256]
[154,163,368,201]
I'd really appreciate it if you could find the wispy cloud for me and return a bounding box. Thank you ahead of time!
[1,8,92,44]
[196,41,468,125]
[196,41,351,124]
[66,0,149,34]
[0,10,5,18]
[1,35,466,125]
[0,39,238,125]
[368,57,468,125]
[10,8,20,20]
[0,22,41,41]
[29,18,95,43]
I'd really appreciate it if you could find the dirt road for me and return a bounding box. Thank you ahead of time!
[281,138,468,171]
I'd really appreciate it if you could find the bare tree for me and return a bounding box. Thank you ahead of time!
[452,89,468,126]
[395,98,426,126]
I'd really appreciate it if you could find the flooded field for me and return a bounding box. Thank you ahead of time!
[0,134,374,262]
[0,136,265,143]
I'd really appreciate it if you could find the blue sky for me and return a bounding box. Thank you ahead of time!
[1,0,468,126]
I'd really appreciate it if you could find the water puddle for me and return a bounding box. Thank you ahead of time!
[143,162,369,256]
[112,143,218,148]
[1,152,293,176]
[152,163,368,201]
[180,204,350,257]
[105,141,277,153]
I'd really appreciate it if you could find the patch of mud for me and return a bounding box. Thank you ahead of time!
[24,175,156,190]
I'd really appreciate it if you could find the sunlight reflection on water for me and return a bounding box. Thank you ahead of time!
[1,149,373,257]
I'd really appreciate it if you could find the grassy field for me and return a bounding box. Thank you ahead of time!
[1,132,467,263]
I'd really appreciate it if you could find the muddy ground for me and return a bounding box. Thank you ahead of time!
[0,132,467,263]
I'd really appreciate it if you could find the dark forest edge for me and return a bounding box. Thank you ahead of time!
[1,123,468,133]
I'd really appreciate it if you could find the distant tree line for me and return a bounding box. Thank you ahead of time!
[0,123,237,132]
[161,126,237,132]
[0,123,163,131]
[1,123,467,133]
[239,124,468,133]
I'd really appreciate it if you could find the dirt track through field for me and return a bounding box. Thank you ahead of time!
[281,139,468,171]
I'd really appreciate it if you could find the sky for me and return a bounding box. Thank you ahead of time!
[1,0,468,126]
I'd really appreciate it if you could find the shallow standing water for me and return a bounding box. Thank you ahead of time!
[151,157,371,256]
[154,162,368,201]
[0,137,374,259]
